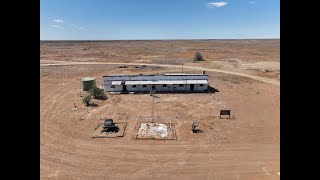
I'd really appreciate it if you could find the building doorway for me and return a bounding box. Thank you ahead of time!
[123,85,127,92]
[190,84,194,91]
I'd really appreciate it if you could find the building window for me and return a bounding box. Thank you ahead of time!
[111,85,115,88]
[199,84,203,87]
[179,84,183,87]
[163,84,167,87]
[143,85,146,87]
[133,85,137,88]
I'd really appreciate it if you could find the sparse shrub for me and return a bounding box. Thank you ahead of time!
[89,86,105,99]
[82,95,92,106]
[193,52,204,62]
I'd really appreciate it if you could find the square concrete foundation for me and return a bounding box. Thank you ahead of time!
[134,123,176,140]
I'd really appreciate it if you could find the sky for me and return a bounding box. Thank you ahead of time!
[40,0,280,40]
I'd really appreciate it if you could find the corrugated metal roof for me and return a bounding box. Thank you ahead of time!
[187,80,208,84]
[111,81,122,85]
[103,73,206,77]
[125,80,208,85]
[103,74,128,77]
[125,81,159,85]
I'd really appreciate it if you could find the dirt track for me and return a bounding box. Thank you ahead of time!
[41,60,279,86]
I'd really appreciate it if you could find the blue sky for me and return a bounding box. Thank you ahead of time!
[40,0,279,40]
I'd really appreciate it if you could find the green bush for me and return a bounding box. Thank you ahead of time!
[193,52,204,62]
[89,86,105,99]
[82,95,92,106]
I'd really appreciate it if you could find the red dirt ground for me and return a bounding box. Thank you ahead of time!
[40,40,280,179]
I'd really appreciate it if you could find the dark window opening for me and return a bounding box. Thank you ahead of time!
[199,84,203,87]
[163,84,167,87]
[179,84,183,87]
[143,85,146,87]
[111,85,115,88]
[133,85,137,88]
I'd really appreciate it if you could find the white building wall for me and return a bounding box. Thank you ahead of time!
[160,85,169,92]
[185,84,191,91]
[137,85,149,92]
[126,85,138,92]
[172,84,186,91]
[113,85,123,92]
[117,84,193,92]
[194,84,208,92]
[104,85,123,92]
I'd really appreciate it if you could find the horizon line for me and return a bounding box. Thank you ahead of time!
[40,38,280,41]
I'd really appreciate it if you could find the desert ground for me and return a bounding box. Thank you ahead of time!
[40,40,280,179]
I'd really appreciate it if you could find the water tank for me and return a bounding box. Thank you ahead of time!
[81,77,96,91]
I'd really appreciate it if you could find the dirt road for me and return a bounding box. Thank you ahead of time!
[40,60,280,86]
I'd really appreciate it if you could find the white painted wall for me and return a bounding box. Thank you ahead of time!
[160,85,170,92]
[194,84,208,91]
[137,85,150,92]
[126,85,138,92]
[172,84,187,91]
[105,85,123,92]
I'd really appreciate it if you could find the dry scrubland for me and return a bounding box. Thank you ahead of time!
[40,40,280,179]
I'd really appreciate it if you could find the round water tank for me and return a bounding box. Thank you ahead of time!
[81,77,96,91]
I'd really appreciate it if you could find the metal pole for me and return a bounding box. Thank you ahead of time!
[152,94,154,123]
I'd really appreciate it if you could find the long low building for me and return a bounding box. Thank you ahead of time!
[103,73,209,93]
